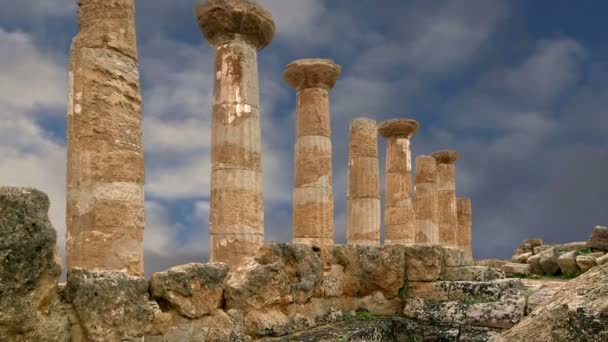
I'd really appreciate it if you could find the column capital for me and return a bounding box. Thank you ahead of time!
[377,118,420,138]
[195,0,275,50]
[431,150,460,164]
[284,58,342,91]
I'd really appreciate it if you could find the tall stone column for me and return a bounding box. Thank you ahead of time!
[284,59,341,252]
[431,150,459,246]
[414,156,439,244]
[457,197,473,257]
[196,0,275,265]
[347,118,380,245]
[66,0,145,276]
[378,119,420,244]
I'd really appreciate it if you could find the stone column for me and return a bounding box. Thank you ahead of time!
[457,197,473,257]
[431,150,459,246]
[378,119,420,244]
[284,59,341,252]
[347,118,380,245]
[196,0,275,265]
[414,156,439,244]
[66,0,145,276]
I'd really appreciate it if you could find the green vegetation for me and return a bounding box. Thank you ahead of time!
[398,286,409,299]
[354,310,375,320]
[560,271,581,279]
[402,335,423,342]
[463,298,479,306]
[579,248,593,255]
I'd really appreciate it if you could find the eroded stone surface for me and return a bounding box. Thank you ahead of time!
[66,269,154,341]
[431,150,459,247]
[66,0,145,276]
[501,263,530,277]
[0,187,69,341]
[150,263,229,318]
[414,155,439,244]
[587,225,608,250]
[499,264,608,341]
[457,197,473,257]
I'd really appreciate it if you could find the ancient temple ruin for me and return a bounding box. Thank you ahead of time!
[34,1,608,342]
[61,0,476,273]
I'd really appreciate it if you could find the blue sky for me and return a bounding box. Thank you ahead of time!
[1,0,607,275]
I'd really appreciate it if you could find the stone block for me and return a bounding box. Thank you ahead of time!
[440,266,504,282]
[403,245,443,281]
[443,246,474,267]
[526,253,542,274]
[512,252,532,264]
[501,263,531,277]
[587,225,608,250]
[150,263,229,318]
[538,248,560,275]
[596,253,608,266]
[576,255,597,273]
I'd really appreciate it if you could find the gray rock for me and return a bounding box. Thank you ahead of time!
[0,187,69,341]
[66,268,154,341]
[538,248,560,275]
[441,266,504,282]
[576,255,597,273]
[587,225,608,250]
[150,262,229,318]
[475,258,508,269]
[557,250,580,275]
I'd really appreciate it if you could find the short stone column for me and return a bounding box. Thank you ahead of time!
[414,156,439,244]
[66,0,145,276]
[196,0,275,265]
[347,118,380,245]
[378,119,420,244]
[431,150,460,246]
[284,59,341,252]
[457,197,473,257]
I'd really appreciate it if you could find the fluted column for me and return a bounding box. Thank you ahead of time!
[414,156,438,244]
[378,119,420,244]
[431,150,459,247]
[457,197,472,257]
[347,118,380,245]
[66,0,145,276]
[285,59,341,253]
[196,0,275,265]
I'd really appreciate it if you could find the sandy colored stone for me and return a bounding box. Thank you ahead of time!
[512,252,532,263]
[150,263,229,319]
[501,263,531,277]
[414,156,439,244]
[441,266,505,282]
[195,0,275,50]
[286,59,341,249]
[66,0,144,276]
[498,264,608,342]
[597,253,608,266]
[198,1,274,265]
[347,118,380,245]
[587,225,608,250]
[378,118,419,244]
[576,255,597,273]
[456,198,472,257]
[432,150,459,247]
[557,250,580,275]
[403,245,443,282]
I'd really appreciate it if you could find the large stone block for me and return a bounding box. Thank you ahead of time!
[538,248,560,275]
[0,187,69,341]
[150,263,229,318]
[66,269,154,341]
[403,245,443,282]
[587,225,608,250]
[576,255,597,273]
[440,266,504,282]
[501,263,531,277]
[557,250,580,275]
[332,244,406,298]
[224,243,323,310]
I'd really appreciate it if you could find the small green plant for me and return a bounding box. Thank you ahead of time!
[511,273,530,279]
[398,286,409,299]
[354,310,375,320]
[463,298,478,305]
[560,271,581,279]
[579,248,593,255]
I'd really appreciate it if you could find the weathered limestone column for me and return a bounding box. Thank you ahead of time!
[347,118,380,245]
[66,0,145,276]
[196,0,275,265]
[378,119,420,244]
[431,150,460,246]
[457,197,473,257]
[284,59,341,252]
[414,156,439,244]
